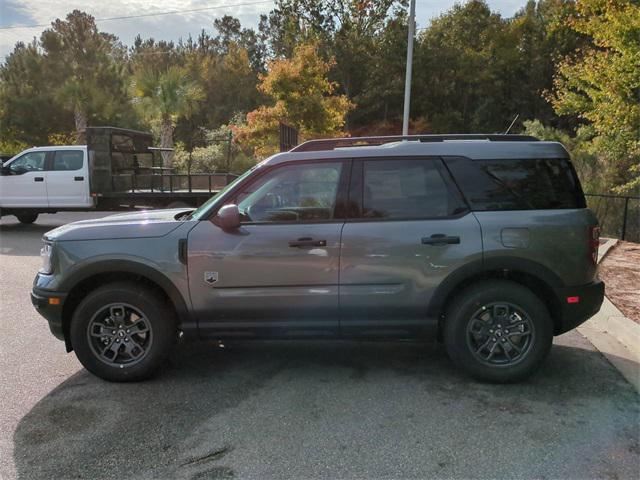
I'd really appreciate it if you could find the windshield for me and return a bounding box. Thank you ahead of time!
[188,164,263,220]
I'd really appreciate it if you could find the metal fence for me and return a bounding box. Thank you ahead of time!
[585,193,640,243]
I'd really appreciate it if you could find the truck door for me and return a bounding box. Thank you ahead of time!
[45,149,92,207]
[0,151,48,207]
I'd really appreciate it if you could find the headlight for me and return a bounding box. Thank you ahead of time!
[40,243,53,274]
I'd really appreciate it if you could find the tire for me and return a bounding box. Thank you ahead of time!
[70,282,176,382]
[443,280,553,383]
[16,213,38,224]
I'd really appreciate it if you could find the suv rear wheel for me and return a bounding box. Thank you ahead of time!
[70,282,176,382]
[444,280,553,383]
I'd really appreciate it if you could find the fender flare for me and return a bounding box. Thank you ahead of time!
[60,258,192,326]
[426,256,564,317]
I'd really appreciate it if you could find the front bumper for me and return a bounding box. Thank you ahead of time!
[553,280,605,334]
[31,287,67,342]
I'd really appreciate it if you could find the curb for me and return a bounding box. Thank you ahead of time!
[576,238,640,393]
[597,237,618,263]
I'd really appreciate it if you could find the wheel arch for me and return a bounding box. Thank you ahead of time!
[60,260,192,352]
[428,257,565,336]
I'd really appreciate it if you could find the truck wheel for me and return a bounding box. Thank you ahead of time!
[70,282,176,382]
[16,213,38,224]
[443,280,553,383]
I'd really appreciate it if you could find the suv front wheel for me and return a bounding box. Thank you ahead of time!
[444,280,553,383]
[70,282,176,382]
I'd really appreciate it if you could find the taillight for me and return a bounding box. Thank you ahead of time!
[588,226,600,264]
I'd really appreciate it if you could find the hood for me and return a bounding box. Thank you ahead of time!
[44,208,194,242]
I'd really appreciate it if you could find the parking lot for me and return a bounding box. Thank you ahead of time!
[1,212,638,479]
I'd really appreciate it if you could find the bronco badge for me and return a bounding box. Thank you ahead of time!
[204,271,218,285]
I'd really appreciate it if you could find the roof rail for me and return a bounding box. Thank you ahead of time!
[290,134,539,152]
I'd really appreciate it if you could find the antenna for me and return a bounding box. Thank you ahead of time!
[505,114,519,134]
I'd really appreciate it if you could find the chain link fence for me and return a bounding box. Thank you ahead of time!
[586,194,639,243]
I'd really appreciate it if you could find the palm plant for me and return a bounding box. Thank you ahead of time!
[130,66,203,168]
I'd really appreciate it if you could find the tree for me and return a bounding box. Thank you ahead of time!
[235,42,353,158]
[213,15,268,73]
[355,9,408,128]
[262,1,405,128]
[130,65,204,167]
[549,0,640,193]
[0,40,71,145]
[40,10,129,142]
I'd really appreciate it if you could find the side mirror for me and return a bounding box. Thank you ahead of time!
[10,166,27,175]
[214,204,241,231]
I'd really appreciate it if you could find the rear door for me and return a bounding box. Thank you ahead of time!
[187,159,350,336]
[45,149,91,207]
[0,151,48,207]
[339,157,483,336]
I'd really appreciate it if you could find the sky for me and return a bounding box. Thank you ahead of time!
[0,0,526,60]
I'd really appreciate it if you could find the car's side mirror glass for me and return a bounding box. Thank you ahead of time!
[214,204,241,231]
[9,166,27,175]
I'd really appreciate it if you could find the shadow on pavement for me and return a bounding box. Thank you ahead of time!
[13,338,639,479]
[0,212,111,256]
[0,223,58,257]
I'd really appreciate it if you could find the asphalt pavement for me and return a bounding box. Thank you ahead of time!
[1,211,638,479]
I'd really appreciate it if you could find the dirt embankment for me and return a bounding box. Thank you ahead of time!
[598,241,640,323]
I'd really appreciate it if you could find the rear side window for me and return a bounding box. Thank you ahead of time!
[445,157,585,211]
[360,158,463,219]
[53,151,84,171]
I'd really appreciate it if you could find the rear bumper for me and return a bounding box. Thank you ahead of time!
[553,280,605,334]
[31,287,67,342]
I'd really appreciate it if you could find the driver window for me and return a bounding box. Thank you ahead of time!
[235,162,343,223]
[9,152,46,173]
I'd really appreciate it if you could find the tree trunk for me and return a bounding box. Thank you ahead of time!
[74,106,88,145]
[160,116,174,169]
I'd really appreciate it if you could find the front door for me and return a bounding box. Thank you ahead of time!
[45,149,91,207]
[187,160,349,336]
[0,151,48,207]
[339,157,483,336]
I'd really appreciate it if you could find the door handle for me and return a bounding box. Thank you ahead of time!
[34,177,44,182]
[421,234,460,246]
[74,176,84,181]
[289,237,327,247]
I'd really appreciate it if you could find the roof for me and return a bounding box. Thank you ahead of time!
[263,135,569,166]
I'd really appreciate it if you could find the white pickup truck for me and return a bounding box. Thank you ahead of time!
[0,127,235,223]
[0,146,92,223]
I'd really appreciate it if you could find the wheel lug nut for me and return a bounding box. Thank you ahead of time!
[126,329,130,333]
[125,338,129,342]
[112,330,116,334]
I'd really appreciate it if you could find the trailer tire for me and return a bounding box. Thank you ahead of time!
[16,213,38,224]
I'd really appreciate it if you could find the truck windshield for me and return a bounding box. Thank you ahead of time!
[188,164,262,221]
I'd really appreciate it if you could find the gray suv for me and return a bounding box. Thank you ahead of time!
[31,135,605,383]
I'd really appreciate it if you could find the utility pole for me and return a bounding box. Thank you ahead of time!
[402,0,416,136]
